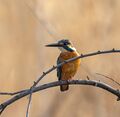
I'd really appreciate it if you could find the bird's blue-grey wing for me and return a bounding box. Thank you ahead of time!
[57,56,69,91]
[57,57,63,81]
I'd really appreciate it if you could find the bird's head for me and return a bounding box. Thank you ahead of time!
[46,39,76,52]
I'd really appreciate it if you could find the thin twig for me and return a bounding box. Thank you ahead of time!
[0,89,27,96]
[24,1,59,40]
[96,73,120,86]
[26,92,32,117]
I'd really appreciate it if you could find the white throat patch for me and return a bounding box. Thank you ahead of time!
[58,46,76,52]
[58,47,68,52]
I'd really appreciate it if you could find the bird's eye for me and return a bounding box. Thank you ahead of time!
[64,42,67,45]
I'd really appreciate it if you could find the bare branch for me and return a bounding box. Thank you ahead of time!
[1,49,120,96]
[0,49,120,115]
[26,93,32,117]
[25,49,120,117]
[0,79,120,115]
[0,90,27,96]
[33,49,120,87]
[0,105,6,115]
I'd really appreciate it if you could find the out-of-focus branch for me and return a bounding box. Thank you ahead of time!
[96,73,120,86]
[0,79,120,115]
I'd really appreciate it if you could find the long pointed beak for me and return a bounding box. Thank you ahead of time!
[45,43,63,47]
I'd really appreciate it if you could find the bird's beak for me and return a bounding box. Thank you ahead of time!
[45,43,63,47]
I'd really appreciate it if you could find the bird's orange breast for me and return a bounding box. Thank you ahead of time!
[59,51,80,80]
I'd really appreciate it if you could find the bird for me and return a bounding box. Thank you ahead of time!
[46,39,81,91]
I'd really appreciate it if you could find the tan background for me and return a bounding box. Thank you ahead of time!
[0,0,120,117]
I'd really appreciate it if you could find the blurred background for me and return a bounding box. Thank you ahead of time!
[0,0,120,117]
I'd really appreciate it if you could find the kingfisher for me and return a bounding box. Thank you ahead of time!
[46,39,80,91]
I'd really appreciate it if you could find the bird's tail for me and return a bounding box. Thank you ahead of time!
[60,85,69,92]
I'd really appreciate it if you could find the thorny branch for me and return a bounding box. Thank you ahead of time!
[0,49,120,115]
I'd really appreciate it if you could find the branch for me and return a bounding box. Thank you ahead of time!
[0,49,120,115]
[0,79,120,115]
[1,49,119,96]
[31,49,120,87]
[26,93,32,117]
[0,90,27,96]
[26,48,120,117]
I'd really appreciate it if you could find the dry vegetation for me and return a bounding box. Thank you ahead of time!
[0,0,120,117]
